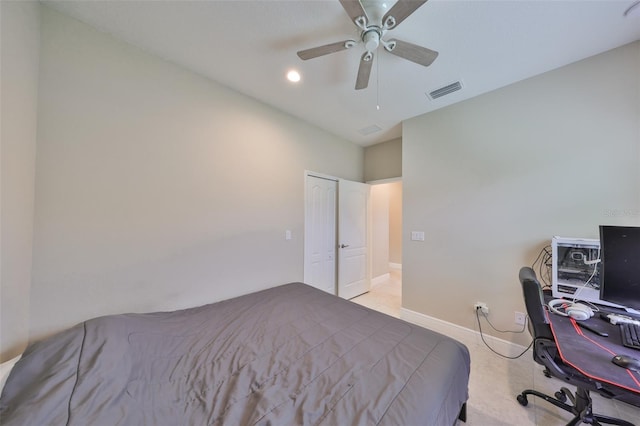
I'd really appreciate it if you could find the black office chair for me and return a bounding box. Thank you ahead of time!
[516,266,634,426]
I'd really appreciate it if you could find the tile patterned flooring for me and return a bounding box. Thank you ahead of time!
[351,271,640,425]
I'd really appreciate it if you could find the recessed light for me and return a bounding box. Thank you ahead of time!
[287,70,301,83]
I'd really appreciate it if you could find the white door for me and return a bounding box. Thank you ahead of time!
[338,179,370,299]
[304,175,337,295]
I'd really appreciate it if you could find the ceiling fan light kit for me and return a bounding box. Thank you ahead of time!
[296,0,438,90]
[363,30,381,52]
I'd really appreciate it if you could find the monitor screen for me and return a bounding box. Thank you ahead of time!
[599,225,640,311]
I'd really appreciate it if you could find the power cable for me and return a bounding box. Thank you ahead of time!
[475,307,533,359]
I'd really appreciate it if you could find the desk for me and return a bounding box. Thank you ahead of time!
[546,309,640,407]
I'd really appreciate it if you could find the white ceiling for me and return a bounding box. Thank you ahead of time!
[45,0,640,146]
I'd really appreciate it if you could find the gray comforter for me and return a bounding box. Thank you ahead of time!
[0,283,470,425]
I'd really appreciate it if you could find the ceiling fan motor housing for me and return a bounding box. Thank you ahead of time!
[361,0,390,27]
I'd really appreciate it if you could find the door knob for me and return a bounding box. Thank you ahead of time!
[340,244,350,248]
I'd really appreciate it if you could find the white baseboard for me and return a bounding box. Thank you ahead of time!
[389,262,402,270]
[400,308,530,358]
[371,273,390,287]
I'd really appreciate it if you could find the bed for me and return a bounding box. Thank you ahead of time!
[0,282,470,425]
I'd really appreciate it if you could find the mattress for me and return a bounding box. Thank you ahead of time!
[0,282,470,425]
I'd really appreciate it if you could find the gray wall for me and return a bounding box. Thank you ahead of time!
[27,7,363,342]
[1,0,40,361]
[403,41,640,345]
[364,138,402,182]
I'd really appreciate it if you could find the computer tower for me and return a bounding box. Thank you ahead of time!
[551,236,618,307]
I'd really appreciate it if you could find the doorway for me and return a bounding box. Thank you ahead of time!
[369,180,402,288]
[349,180,402,316]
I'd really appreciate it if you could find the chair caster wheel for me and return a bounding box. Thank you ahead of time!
[554,391,567,402]
[517,394,528,406]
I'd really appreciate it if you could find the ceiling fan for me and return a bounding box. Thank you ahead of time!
[297,0,438,90]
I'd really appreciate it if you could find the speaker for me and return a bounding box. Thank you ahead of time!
[548,299,594,321]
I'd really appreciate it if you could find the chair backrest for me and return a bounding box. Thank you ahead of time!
[519,266,554,341]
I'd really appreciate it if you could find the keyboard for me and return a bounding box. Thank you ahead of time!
[620,322,640,350]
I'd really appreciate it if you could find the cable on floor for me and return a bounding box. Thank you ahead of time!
[475,307,534,359]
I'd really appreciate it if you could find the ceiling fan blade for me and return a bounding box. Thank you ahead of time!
[339,0,369,25]
[383,0,428,29]
[355,52,374,90]
[297,40,355,60]
[385,39,438,67]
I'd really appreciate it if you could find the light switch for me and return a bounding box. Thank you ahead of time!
[285,230,292,240]
[411,231,425,241]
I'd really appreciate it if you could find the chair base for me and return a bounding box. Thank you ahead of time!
[517,386,635,426]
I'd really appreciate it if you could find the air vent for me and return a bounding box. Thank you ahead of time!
[427,81,463,100]
[358,124,382,136]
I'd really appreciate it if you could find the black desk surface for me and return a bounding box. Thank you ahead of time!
[546,309,640,398]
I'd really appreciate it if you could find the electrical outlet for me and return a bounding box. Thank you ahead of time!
[410,231,425,241]
[474,302,489,315]
[515,311,527,326]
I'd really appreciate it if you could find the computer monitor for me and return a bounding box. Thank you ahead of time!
[599,225,640,312]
